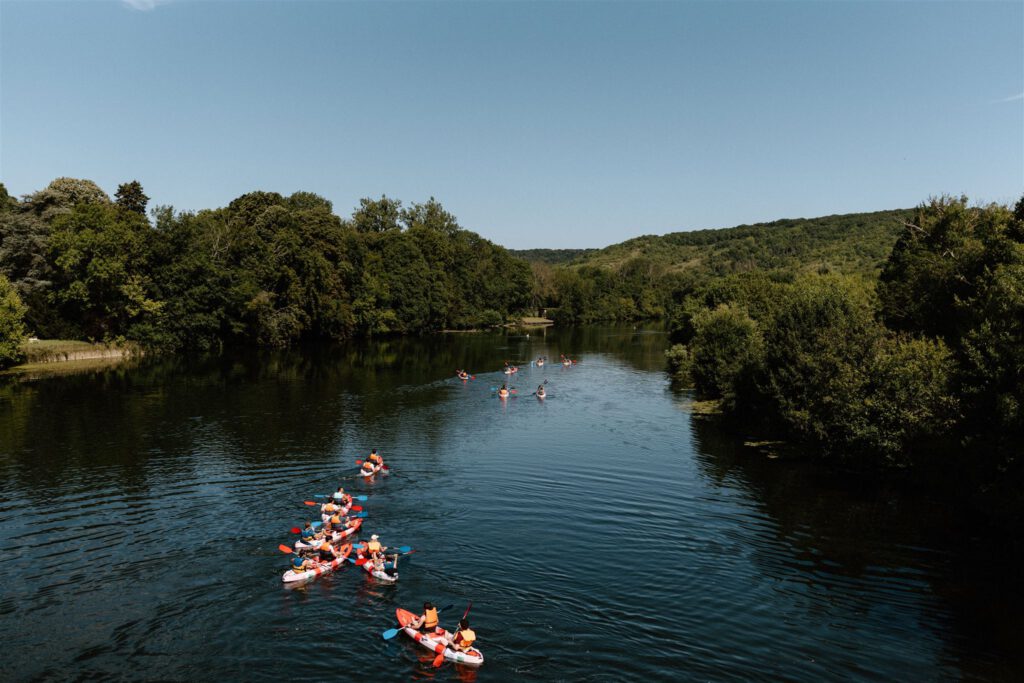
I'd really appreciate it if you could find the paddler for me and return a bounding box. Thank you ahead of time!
[290,553,315,573]
[409,601,440,633]
[300,521,318,543]
[498,383,510,399]
[536,384,546,398]
[368,449,384,468]
[317,539,340,562]
[363,533,386,558]
[332,486,348,504]
[447,617,477,653]
[322,499,340,516]
[457,369,469,380]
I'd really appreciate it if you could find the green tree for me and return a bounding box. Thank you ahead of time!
[115,180,150,215]
[351,196,402,233]
[0,274,27,367]
[688,304,764,407]
[48,202,162,340]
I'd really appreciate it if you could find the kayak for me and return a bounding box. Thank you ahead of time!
[320,501,353,521]
[360,463,383,477]
[503,367,518,375]
[295,518,363,550]
[395,607,484,666]
[282,542,352,584]
[351,553,398,583]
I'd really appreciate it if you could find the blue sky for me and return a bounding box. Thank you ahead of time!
[1,1,1021,248]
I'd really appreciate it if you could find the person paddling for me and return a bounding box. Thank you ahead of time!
[410,601,440,633]
[448,617,477,653]
[317,539,340,562]
[335,487,353,507]
[300,521,318,543]
[363,533,386,558]
[498,383,510,399]
[290,553,315,574]
[536,384,546,398]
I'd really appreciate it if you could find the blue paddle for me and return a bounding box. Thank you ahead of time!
[314,494,369,501]
[382,604,454,640]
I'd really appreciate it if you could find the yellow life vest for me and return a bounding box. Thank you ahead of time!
[456,628,476,649]
[423,608,438,629]
[366,540,382,554]
[330,514,342,525]
[320,542,333,553]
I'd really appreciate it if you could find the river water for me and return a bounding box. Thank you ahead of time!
[0,326,1019,681]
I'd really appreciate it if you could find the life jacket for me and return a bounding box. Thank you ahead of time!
[330,513,342,525]
[369,453,382,464]
[366,540,382,554]
[323,503,338,513]
[455,628,476,649]
[423,607,438,629]
[291,556,305,570]
[301,528,315,540]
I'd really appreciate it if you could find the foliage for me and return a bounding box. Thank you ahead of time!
[115,180,150,215]
[687,304,764,408]
[1,178,535,350]
[0,274,28,367]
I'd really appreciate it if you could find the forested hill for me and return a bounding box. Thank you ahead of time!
[508,248,596,265]
[569,209,914,277]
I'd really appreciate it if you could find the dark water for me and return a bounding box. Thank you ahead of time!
[0,327,1020,682]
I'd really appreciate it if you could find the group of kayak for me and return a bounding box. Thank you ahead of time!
[458,353,579,401]
[278,450,484,668]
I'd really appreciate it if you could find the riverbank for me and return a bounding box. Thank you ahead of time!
[3,339,141,375]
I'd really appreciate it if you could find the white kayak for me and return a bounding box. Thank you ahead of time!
[282,543,352,584]
[395,608,484,666]
[351,554,398,583]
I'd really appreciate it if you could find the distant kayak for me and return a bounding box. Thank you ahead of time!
[352,554,398,583]
[282,543,352,584]
[395,607,484,666]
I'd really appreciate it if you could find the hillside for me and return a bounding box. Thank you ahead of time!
[565,209,914,278]
[508,248,596,265]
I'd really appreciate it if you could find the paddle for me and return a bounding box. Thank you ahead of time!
[433,601,473,667]
[278,544,296,554]
[382,603,454,640]
[313,494,369,501]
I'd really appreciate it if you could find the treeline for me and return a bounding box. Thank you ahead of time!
[666,196,1023,521]
[527,210,912,324]
[0,178,531,363]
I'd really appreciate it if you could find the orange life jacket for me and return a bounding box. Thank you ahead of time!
[455,628,476,650]
[330,513,342,525]
[423,607,438,629]
[366,540,382,554]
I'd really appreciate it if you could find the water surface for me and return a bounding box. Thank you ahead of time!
[0,327,1019,681]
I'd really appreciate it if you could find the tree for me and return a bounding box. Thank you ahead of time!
[351,196,402,233]
[0,274,27,367]
[47,202,162,340]
[115,180,150,215]
[688,304,764,407]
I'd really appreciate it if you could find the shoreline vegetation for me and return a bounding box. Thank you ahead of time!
[1,178,1020,528]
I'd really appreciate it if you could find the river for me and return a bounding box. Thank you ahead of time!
[0,326,1019,681]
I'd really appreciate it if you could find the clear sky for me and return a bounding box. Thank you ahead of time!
[1,1,1021,248]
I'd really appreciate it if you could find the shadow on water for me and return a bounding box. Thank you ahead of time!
[688,415,1024,681]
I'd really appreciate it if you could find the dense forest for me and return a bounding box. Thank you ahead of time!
[665,196,1023,525]
[0,178,531,361]
[524,210,913,323]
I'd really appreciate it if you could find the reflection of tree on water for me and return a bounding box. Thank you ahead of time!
[689,417,1024,681]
